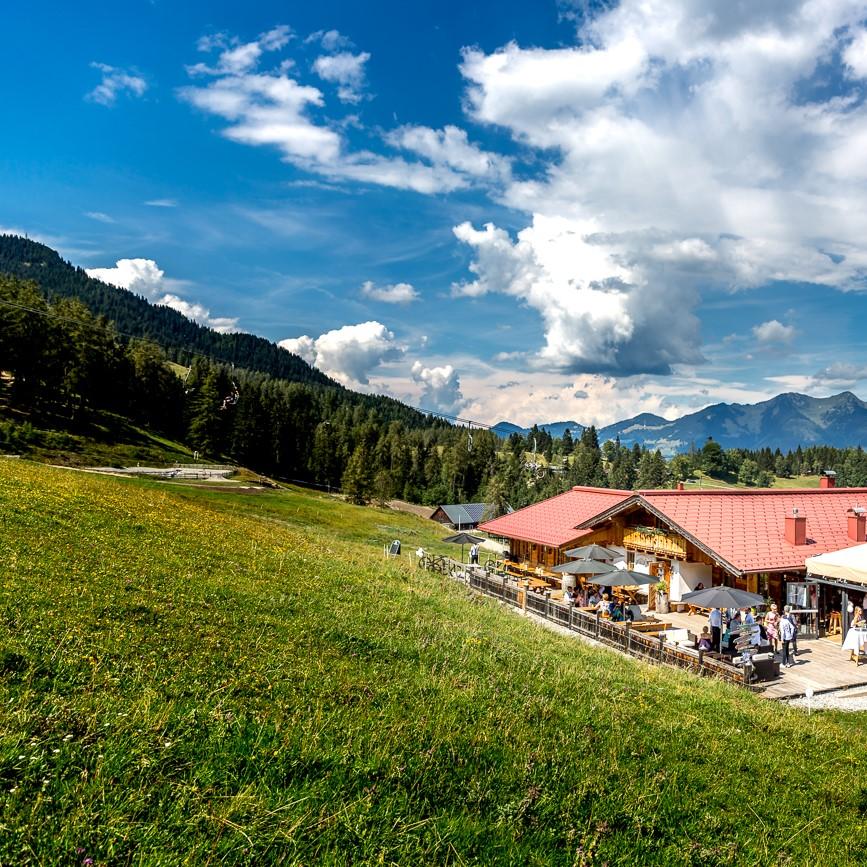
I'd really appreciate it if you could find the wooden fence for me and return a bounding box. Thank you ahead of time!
[421,557,757,691]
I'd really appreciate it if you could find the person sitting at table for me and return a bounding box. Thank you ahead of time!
[564,586,575,605]
[852,606,866,628]
[597,593,611,616]
[697,626,713,651]
[610,600,625,622]
[588,589,600,607]
[721,610,741,654]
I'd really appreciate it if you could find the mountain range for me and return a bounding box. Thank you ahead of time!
[493,391,867,454]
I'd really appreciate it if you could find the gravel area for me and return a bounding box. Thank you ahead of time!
[788,686,867,712]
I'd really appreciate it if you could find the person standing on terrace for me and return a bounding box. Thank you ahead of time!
[709,607,722,652]
[780,612,796,668]
[764,603,780,654]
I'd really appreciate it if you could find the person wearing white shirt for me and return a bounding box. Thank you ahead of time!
[779,614,796,667]
[709,608,722,652]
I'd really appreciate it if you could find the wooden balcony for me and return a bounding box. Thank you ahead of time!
[623,526,687,559]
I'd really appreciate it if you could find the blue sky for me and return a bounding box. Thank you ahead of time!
[4,0,867,427]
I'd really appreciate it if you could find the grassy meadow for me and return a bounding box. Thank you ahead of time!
[1,460,866,865]
[0,412,195,468]
[683,471,823,490]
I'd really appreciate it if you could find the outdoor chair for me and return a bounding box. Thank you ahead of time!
[750,653,780,682]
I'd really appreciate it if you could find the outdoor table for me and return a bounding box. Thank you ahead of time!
[842,627,867,663]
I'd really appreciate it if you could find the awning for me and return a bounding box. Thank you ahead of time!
[805,543,867,586]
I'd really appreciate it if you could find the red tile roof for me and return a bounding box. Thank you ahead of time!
[478,486,633,548]
[637,488,867,573]
[482,484,867,574]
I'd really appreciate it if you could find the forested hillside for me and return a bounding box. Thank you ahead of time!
[0,234,336,387]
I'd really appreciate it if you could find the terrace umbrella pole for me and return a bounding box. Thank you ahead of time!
[441,532,485,565]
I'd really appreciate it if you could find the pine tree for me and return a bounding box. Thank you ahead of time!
[188,367,230,458]
[343,444,374,504]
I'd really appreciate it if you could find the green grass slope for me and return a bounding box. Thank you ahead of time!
[1,462,865,866]
[0,411,195,468]
[685,471,823,490]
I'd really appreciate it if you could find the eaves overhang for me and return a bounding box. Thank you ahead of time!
[575,494,744,579]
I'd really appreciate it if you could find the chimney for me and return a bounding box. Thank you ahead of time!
[676,482,685,491]
[784,508,807,545]
[820,470,837,489]
[848,507,867,543]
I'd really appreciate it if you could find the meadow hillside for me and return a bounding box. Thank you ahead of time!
[1,461,865,866]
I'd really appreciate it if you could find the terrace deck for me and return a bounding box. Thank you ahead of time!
[658,606,867,699]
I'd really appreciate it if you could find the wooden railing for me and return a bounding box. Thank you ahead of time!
[435,568,758,691]
[623,527,687,558]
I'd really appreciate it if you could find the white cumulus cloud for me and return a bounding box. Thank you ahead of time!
[85,258,238,333]
[87,259,167,297]
[753,320,796,344]
[360,280,419,304]
[312,51,370,103]
[453,215,703,375]
[450,0,867,375]
[279,321,402,385]
[385,124,510,182]
[187,25,293,76]
[844,27,867,78]
[305,29,353,52]
[411,361,464,413]
[86,63,147,106]
[179,27,501,194]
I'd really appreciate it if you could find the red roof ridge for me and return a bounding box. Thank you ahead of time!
[572,485,633,495]
[491,485,629,523]
[640,487,867,497]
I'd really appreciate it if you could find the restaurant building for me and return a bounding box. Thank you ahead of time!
[479,476,867,636]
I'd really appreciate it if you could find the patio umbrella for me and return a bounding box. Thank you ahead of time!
[680,586,765,610]
[590,569,656,587]
[551,559,617,575]
[563,543,619,561]
[442,531,485,563]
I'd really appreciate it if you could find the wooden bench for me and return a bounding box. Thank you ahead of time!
[629,621,672,633]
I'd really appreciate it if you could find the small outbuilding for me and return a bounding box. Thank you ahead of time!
[430,503,505,530]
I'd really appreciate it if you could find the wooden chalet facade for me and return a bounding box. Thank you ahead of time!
[479,481,867,610]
